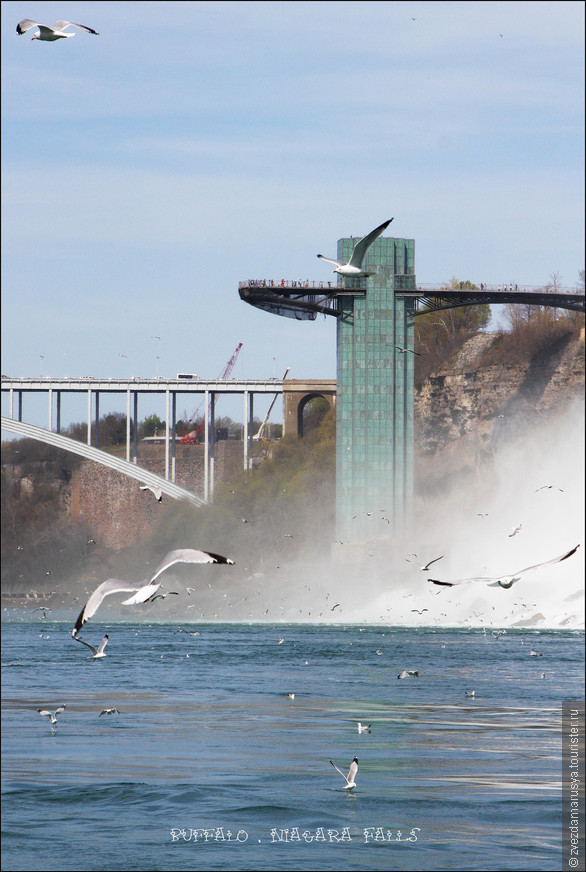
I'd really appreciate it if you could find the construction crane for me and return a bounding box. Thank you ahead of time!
[253,366,290,440]
[180,343,243,443]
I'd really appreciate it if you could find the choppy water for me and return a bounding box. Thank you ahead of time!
[1,619,583,871]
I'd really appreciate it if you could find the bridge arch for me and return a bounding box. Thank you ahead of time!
[282,380,336,437]
[1,417,205,506]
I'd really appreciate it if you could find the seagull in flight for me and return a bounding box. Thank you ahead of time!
[99,708,121,717]
[330,756,358,789]
[398,670,419,679]
[140,484,163,502]
[17,19,99,40]
[406,554,444,571]
[427,544,579,589]
[508,524,522,538]
[75,634,109,659]
[317,219,393,277]
[37,705,66,726]
[535,485,564,493]
[357,722,371,733]
[395,345,421,355]
[72,548,234,636]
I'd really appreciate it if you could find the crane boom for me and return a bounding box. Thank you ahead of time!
[182,343,243,442]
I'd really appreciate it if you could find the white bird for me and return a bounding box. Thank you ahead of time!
[287,693,295,700]
[317,219,393,277]
[72,548,234,636]
[99,708,120,717]
[530,649,543,657]
[357,722,371,733]
[406,554,444,571]
[16,19,99,40]
[140,484,162,502]
[465,690,475,697]
[427,544,579,589]
[37,704,66,726]
[395,345,421,355]
[330,756,358,789]
[398,670,419,679]
[74,634,109,659]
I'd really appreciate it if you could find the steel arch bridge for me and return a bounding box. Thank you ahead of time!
[1,417,205,506]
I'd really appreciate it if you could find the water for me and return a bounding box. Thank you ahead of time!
[1,619,583,871]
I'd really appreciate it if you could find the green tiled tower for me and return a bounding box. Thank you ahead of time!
[335,234,416,542]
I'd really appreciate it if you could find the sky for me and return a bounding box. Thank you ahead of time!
[1,0,584,427]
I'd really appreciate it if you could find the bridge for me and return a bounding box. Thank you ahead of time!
[1,376,292,503]
[240,244,585,543]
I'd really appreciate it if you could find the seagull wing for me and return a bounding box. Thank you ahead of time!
[54,706,66,715]
[96,635,109,655]
[37,709,53,717]
[506,544,580,580]
[121,583,160,605]
[74,637,98,655]
[148,548,235,583]
[347,759,358,783]
[348,219,393,269]
[317,254,345,267]
[16,19,41,34]
[52,20,99,35]
[72,578,145,636]
[329,760,349,783]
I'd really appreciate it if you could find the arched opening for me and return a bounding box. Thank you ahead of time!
[297,394,331,437]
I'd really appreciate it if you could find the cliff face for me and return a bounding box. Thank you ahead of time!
[413,330,584,492]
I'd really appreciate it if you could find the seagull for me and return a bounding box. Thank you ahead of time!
[140,484,162,502]
[287,693,295,700]
[508,524,522,538]
[398,670,419,679]
[317,219,393,277]
[330,757,358,789]
[72,548,234,636]
[357,722,371,733]
[465,690,475,697]
[395,345,421,355]
[535,485,564,492]
[411,609,429,615]
[530,649,543,657]
[427,544,579,589]
[75,634,109,659]
[16,19,99,40]
[99,708,121,717]
[37,705,66,726]
[406,554,444,571]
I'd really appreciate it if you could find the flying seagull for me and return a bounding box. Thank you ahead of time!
[395,345,421,355]
[99,708,121,717]
[317,219,393,277]
[357,722,371,733]
[37,705,66,726]
[72,548,235,636]
[428,544,579,589]
[140,484,163,502]
[74,634,109,659]
[398,670,420,679]
[508,524,522,538]
[16,19,99,40]
[406,554,444,571]
[330,756,358,789]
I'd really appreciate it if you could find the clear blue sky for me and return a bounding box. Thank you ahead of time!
[1,1,584,425]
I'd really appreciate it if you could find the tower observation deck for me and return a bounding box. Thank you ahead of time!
[239,236,584,544]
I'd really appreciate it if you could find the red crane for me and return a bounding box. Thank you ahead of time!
[181,343,243,443]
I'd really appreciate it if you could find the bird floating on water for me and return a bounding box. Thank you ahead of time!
[75,634,109,659]
[317,219,393,277]
[72,548,234,636]
[427,544,579,589]
[17,19,99,40]
[330,756,358,790]
[357,722,371,733]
